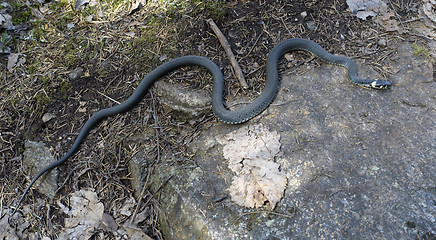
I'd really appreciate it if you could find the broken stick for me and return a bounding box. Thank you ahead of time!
[207,18,249,89]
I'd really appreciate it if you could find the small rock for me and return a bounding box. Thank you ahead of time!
[300,11,307,18]
[68,67,84,80]
[125,32,135,38]
[159,54,167,62]
[306,20,316,31]
[197,43,205,52]
[31,8,44,20]
[85,15,93,22]
[74,0,90,9]
[378,38,387,46]
[42,113,56,123]
[154,81,212,121]
[0,42,11,54]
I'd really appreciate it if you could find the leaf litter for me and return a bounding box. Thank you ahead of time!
[55,189,152,239]
[56,189,105,240]
[219,124,287,209]
[346,0,401,31]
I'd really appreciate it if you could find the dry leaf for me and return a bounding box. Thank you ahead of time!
[229,159,287,209]
[376,10,401,31]
[220,124,287,209]
[421,0,436,30]
[0,13,12,29]
[122,224,154,240]
[346,0,388,20]
[74,0,97,10]
[356,10,377,19]
[31,8,44,20]
[57,189,104,240]
[100,213,118,233]
[0,211,28,240]
[120,197,136,216]
[7,53,26,73]
[132,207,150,225]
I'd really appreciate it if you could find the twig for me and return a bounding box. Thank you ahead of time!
[243,31,264,60]
[149,90,161,165]
[387,0,405,31]
[96,90,121,104]
[0,185,4,217]
[129,174,150,225]
[130,89,161,224]
[236,210,296,221]
[207,19,249,89]
[280,17,294,37]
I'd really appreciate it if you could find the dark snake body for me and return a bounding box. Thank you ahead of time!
[11,38,391,215]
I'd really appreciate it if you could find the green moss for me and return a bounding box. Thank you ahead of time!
[34,92,51,108]
[130,31,160,64]
[96,65,114,79]
[101,0,126,7]
[12,7,32,24]
[246,212,260,231]
[31,22,47,41]
[49,0,69,10]
[62,38,81,67]
[46,0,76,30]
[11,2,25,9]
[165,0,226,20]
[28,63,38,74]
[59,80,72,98]
[64,53,80,67]
[412,43,432,60]
[192,0,226,20]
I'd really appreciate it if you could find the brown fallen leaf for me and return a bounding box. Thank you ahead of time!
[376,10,401,32]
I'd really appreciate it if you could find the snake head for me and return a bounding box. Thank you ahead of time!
[370,79,391,90]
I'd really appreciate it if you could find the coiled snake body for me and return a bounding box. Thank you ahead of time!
[11,38,391,215]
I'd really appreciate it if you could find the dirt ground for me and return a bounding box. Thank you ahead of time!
[0,0,433,239]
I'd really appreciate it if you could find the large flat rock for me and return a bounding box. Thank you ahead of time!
[147,42,435,239]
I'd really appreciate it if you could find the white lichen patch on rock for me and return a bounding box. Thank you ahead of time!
[219,124,287,209]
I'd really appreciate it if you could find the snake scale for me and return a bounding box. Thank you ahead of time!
[11,38,391,216]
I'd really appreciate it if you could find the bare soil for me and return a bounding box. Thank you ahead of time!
[0,0,428,239]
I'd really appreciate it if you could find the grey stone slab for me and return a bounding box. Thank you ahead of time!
[143,42,435,239]
[22,141,58,199]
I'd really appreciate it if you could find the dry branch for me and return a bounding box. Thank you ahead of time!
[207,18,249,89]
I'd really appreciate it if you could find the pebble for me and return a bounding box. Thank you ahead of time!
[42,113,56,123]
[68,67,84,80]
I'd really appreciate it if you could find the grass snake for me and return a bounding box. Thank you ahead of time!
[11,38,391,216]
